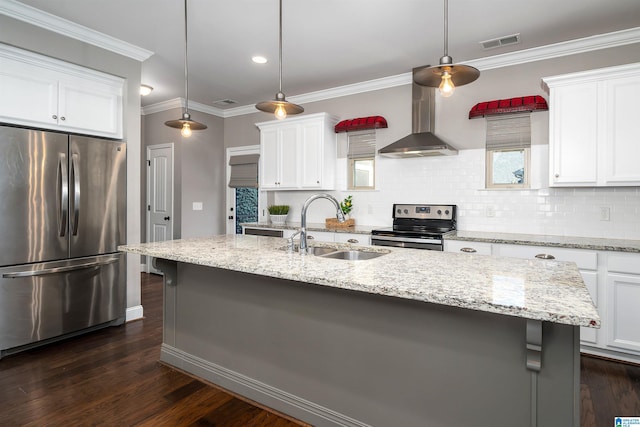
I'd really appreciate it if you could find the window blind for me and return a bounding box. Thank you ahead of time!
[348,132,376,159]
[486,114,531,150]
[228,154,259,188]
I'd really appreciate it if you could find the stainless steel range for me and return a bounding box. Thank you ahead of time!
[371,204,456,251]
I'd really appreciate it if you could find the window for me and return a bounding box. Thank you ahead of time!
[347,131,376,190]
[485,114,531,189]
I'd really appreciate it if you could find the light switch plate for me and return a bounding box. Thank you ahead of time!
[599,206,610,221]
[193,202,203,211]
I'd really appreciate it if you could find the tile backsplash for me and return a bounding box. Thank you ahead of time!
[273,148,640,240]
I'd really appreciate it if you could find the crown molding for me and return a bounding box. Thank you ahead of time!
[203,73,412,119]
[289,72,412,105]
[0,0,153,61]
[143,26,640,118]
[141,98,183,116]
[142,98,226,118]
[465,26,640,71]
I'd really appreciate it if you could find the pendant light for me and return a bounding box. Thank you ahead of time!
[165,0,207,137]
[255,0,303,120]
[413,0,479,97]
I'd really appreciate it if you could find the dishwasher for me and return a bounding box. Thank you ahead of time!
[243,227,283,237]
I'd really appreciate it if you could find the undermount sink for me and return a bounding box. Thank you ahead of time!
[281,244,389,260]
[305,246,339,256]
[319,250,388,261]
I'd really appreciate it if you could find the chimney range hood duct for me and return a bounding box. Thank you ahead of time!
[378,67,458,158]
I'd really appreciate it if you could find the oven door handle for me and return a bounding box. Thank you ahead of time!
[371,235,442,245]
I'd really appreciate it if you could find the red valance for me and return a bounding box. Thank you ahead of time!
[334,116,388,133]
[469,95,548,119]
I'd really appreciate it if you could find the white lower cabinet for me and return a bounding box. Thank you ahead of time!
[444,240,492,256]
[334,233,371,246]
[305,231,336,242]
[283,229,370,246]
[447,239,640,361]
[492,244,600,347]
[605,253,640,354]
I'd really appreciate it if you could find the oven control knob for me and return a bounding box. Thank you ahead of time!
[397,208,402,214]
[437,209,442,215]
[403,209,408,214]
[445,209,450,215]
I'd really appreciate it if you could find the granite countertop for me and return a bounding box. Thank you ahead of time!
[243,223,640,252]
[241,222,378,235]
[447,230,640,253]
[119,235,600,328]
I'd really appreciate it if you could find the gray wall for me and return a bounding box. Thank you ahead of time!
[142,108,225,240]
[0,14,143,313]
[225,43,640,154]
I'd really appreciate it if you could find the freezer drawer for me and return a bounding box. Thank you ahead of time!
[0,253,125,355]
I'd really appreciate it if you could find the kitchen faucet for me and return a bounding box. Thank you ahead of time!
[299,193,345,254]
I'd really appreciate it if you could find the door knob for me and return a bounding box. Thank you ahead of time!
[164,216,170,220]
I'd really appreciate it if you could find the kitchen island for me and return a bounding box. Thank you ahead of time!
[119,235,599,427]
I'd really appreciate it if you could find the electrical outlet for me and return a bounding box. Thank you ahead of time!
[486,206,496,218]
[600,206,610,221]
[192,202,203,211]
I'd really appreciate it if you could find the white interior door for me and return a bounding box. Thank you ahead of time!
[146,143,174,273]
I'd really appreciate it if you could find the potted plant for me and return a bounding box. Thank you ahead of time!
[326,195,355,228]
[340,195,353,219]
[268,205,290,225]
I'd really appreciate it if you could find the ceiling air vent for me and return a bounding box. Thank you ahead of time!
[480,33,521,50]
[212,99,237,106]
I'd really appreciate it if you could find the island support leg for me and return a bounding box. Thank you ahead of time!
[153,258,178,347]
[526,320,542,427]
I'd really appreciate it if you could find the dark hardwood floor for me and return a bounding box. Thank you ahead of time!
[0,273,306,427]
[0,273,638,426]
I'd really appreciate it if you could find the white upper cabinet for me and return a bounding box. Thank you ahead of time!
[0,44,124,139]
[543,63,640,187]
[257,113,338,191]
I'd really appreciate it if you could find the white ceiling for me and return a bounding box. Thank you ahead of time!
[13,0,640,109]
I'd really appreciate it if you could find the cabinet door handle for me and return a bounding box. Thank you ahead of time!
[52,114,58,120]
[307,235,315,240]
[535,254,555,260]
[347,238,359,244]
[60,116,66,121]
[554,173,559,178]
[460,247,477,253]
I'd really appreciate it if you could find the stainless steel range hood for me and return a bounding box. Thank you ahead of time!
[378,67,458,158]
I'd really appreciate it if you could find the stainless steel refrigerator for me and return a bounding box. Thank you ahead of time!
[0,125,126,358]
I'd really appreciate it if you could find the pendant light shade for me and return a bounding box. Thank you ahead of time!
[255,0,303,120]
[414,0,479,96]
[165,0,206,136]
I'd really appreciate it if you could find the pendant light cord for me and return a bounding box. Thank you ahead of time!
[278,0,283,94]
[443,0,448,57]
[184,0,190,114]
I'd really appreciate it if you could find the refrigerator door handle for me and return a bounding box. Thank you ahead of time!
[2,257,119,279]
[58,153,68,237]
[71,153,80,236]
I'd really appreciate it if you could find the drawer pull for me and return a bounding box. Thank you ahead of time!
[347,238,359,244]
[460,247,477,253]
[307,235,315,240]
[535,254,555,260]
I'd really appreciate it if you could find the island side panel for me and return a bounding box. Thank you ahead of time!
[160,262,579,427]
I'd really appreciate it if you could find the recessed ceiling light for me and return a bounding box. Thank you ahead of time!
[252,56,268,64]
